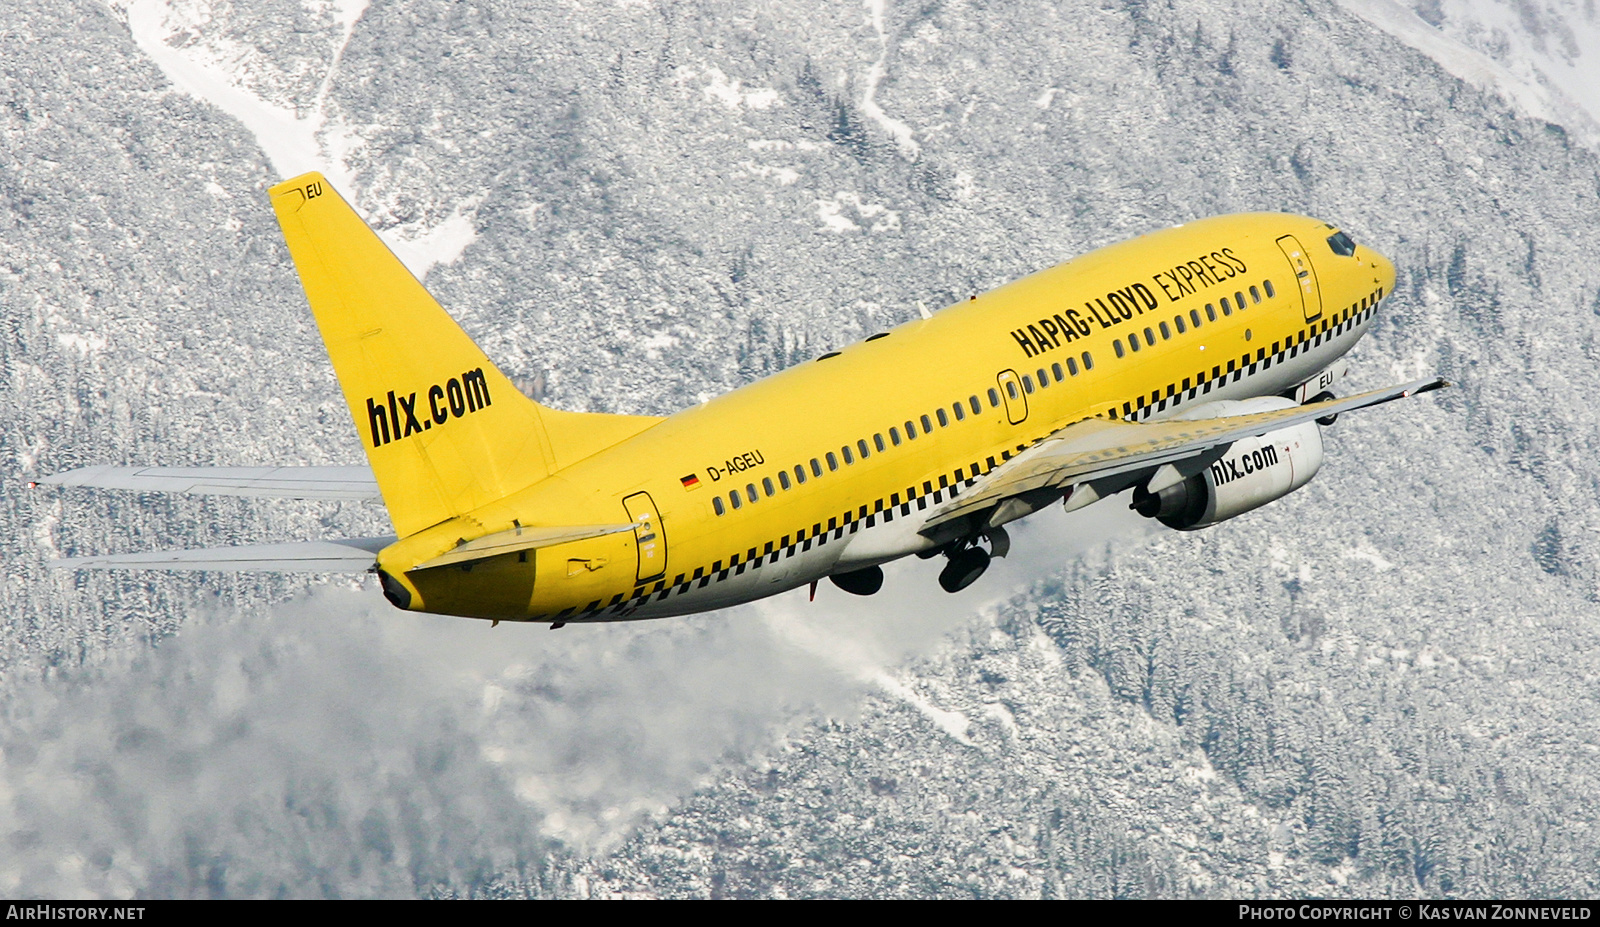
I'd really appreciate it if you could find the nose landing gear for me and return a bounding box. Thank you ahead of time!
[1308,390,1339,426]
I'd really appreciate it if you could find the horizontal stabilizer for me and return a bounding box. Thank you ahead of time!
[413,523,636,571]
[36,465,379,500]
[50,536,394,572]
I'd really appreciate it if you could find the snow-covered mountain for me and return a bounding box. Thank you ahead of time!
[4,0,1600,898]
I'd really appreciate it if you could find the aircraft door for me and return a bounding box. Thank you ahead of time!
[1276,234,1323,322]
[997,369,1029,425]
[622,491,667,585]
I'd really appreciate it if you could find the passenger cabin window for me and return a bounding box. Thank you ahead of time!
[729,492,742,510]
[953,402,966,421]
[1220,298,1232,316]
[1066,357,1079,376]
[1114,339,1126,358]
[794,465,807,484]
[811,458,823,477]
[1206,303,1218,321]
[1191,309,1202,327]
[713,496,726,516]
[842,445,854,465]
[1250,285,1261,303]
[1234,290,1246,308]
[987,388,1000,407]
[969,396,982,414]
[1159,321,1171,339]
[1035,368,1048,388]
[1144,327,1156,346]
[1051,362,1064,382]
[746,484,759,503]
[1081,351,1094,370]
[1128,336,1140,353]
[873,434,885,452]
[889,428,901,447]
[858,439,871,458]
[827,451,839,470]
[778,471,791,491]
[1174,316,1186,334]
[921,414,933,433]
[1264,279,1277,298]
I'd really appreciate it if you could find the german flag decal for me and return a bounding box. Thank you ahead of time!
[680,473,701,490]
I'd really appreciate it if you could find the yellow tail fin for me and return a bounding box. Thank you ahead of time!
[270,172,659,537]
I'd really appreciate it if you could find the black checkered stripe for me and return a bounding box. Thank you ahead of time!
[1115,290,1382,423]
[550,446,1053,621]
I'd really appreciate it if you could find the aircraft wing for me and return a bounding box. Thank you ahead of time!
[921,376,1448,535]
[49,536,395,572]
[35,465,379,500]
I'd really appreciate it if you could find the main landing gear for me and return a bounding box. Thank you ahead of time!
[935,527,1009,594]
[826,527,1011,597]
[829,564,884,596]
[939,546,990,593]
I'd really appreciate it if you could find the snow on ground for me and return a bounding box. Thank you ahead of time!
[1427,0,1600,128]
[1336,0,1600,147]
[122,0,477,279]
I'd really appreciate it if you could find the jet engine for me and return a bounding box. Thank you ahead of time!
[1131,399,1324,531]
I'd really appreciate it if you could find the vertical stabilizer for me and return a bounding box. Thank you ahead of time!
[270,172,554,537]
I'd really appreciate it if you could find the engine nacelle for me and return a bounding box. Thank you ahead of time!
[1133,399,1324,530]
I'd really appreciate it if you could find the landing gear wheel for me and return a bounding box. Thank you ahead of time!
[939,547,991,593]
[1309,390,1338,426]
[830,565,884,596]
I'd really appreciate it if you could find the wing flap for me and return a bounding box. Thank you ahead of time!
[49,536,395,572]
[923,377,1447,533]
[36,465,380,500]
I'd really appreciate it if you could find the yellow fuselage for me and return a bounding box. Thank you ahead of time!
[381,213,1395,622]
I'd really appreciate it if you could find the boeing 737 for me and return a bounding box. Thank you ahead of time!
[41,172,1445,627]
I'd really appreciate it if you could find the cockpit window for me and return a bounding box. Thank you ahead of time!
[1326,231,1356,257]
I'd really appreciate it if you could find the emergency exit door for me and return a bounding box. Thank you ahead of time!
[997,369,1029,425]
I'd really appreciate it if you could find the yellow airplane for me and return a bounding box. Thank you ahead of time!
[42,172,1445,627]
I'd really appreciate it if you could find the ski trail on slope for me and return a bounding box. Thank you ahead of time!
[861,0,920,159]
[1335,0,1600,148]
[123,0,478,279]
